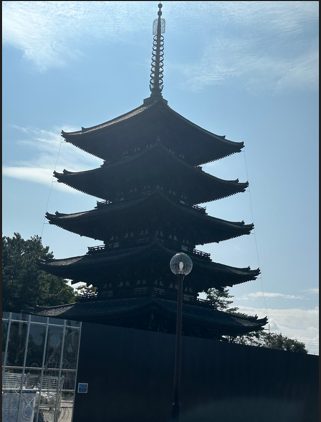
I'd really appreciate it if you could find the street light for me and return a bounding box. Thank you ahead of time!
[169,252,193,421]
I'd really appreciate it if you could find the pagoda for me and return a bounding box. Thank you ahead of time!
[36,4,267,339]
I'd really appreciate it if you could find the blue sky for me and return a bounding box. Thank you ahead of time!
[2,1,319,354]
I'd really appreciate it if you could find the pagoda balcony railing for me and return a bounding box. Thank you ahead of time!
[80,286,214,307]
[192,248,210,259]
[87,243,210,260]
[94,183,200,209]
[104,142,186,167]
[87,245,106,253]
[96,200,112,208]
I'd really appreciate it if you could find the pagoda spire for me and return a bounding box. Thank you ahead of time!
[148,2,165,101]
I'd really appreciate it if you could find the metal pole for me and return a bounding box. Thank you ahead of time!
[171,273,184,421]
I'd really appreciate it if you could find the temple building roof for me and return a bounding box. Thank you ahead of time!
[46,191,254,245]
[54,142,248,204]
[61,99,244,166]
[39,241,260,291]
[32,297,267,338]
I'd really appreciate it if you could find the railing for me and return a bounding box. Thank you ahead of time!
[192,248,210,259]
[81,286,214,307]
[87,245,106,253]
[96,200,112,208]
[87,244,210,260]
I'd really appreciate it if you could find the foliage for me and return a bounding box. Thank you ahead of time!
[224,331,307,353]
[2,233,76,312]
[206,287,307,353]
[205,287,238,312]
[75,284,97,300]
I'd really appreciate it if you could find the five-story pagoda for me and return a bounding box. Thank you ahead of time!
[36,4,267,339]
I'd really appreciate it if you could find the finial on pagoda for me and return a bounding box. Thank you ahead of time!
[148,2,165,101]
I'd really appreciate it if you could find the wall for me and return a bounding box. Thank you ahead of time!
[74,322,318,422]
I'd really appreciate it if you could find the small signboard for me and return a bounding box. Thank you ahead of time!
[77,383,88,394]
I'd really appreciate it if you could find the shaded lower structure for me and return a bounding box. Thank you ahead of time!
[34,297,266,339]
[73,322,319,422]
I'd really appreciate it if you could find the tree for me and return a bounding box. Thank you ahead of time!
[2,233,76,312]
[205,287,238,312]
[75,284,97,300]
[206,287,307,353]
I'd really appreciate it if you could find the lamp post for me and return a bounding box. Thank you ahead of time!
[169,252,193,421]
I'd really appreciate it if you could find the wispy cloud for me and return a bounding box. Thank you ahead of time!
[305,287,319,295]
[2,1,152,71]
[3,125,102,194]
[237,305,319,355]
[3,1,318,94]
[176,42,318,94]
[239,291,302,300]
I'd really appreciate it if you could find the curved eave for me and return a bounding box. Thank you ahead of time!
[62,102,150,137]
[45,192,254,243]
[32,297,267,335]
[165,103,244,150]
[54,142,248,203]
[61,100,244,165]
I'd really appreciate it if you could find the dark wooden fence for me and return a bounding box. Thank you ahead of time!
[74,322,318,422]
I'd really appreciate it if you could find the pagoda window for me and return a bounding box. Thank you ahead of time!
[136,280,141,285]
[130,232,134,237]
[119,282,124,287]
[113,242,119,248]
[142,280,147,285]
[125,281,130,287]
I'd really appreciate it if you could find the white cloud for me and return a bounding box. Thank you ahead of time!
[2,1,152,71]
[174,38,318,94]
[2,0,318,95]
[3,125,102,193]
[236,305,319,355]
[211,1,318,34]
[305,287,319,295]
[3,166,80,195]
[239,291,302,300]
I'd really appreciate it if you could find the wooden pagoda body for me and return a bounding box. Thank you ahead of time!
[36,5,267,339]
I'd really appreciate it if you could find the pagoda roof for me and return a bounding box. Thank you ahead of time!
[61,99,244,166]
[46,191,253,244]
[39,241,260,290]
[32,297,267,337]
[54,142,248,204]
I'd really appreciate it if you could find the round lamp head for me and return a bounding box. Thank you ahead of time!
[170,252,193,276]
